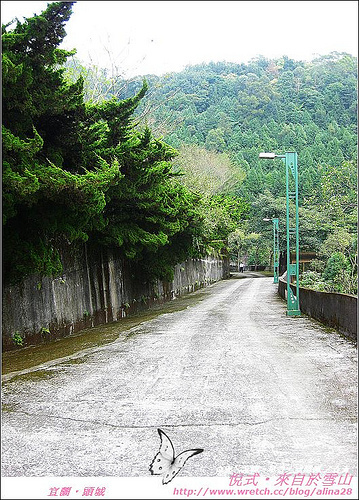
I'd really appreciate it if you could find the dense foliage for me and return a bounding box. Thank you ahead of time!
[3,2,246,286]
[94,54,356,294]
[3,2,357,295]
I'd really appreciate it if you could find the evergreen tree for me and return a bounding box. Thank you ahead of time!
[1,2,212,285]
[2,1,113,283]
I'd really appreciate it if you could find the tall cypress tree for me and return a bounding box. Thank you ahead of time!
[2,2,85,168]
[2,2,119,283]
[2,2,204,285]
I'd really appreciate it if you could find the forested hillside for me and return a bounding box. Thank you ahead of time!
[67,52,358,294]
[2,1,357,295]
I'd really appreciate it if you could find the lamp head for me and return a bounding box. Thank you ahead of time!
[259,152,276,159]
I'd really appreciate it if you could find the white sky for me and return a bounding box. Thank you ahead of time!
[1,1,358,78]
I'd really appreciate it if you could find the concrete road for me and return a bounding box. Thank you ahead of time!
[1,274,357,478]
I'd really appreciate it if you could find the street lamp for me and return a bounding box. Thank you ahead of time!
[259,152,300,316]
[263,217,280,284]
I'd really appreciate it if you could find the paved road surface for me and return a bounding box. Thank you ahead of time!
[1,274,357,478]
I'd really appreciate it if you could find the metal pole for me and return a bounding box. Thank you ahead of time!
[284,152,300,316]
[273,218,279,284]
[259,151,300,316]
[294,154,300,310]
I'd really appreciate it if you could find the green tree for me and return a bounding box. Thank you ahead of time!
[246,233,270,270]
[2,2,84,170]
[43,44,358,293]
[172,145,245,195]
[2,1,118,283]
[1,2,210,285]
[318,160,357,222]
[321,252,356,294]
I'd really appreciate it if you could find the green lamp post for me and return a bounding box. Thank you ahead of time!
[263,217,280,284]
[259,152,300,316]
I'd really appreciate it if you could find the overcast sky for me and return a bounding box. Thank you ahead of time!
[1,1,358,77]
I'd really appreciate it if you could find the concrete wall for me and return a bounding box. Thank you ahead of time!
[2,244,229,351]
[278,276,357,340]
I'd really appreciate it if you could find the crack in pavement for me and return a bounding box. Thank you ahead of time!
[2,277,357,476]
[7,409,356,429]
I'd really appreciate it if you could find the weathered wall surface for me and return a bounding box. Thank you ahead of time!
[278,277,357,340]
[2,245,229,350]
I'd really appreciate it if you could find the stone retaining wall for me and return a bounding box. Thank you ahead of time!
[2,244,229,351]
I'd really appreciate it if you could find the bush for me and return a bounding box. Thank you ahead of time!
[299,270,327,292]
[322,252,350,281]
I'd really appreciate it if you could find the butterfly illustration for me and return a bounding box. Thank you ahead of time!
[149,428,204,484]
